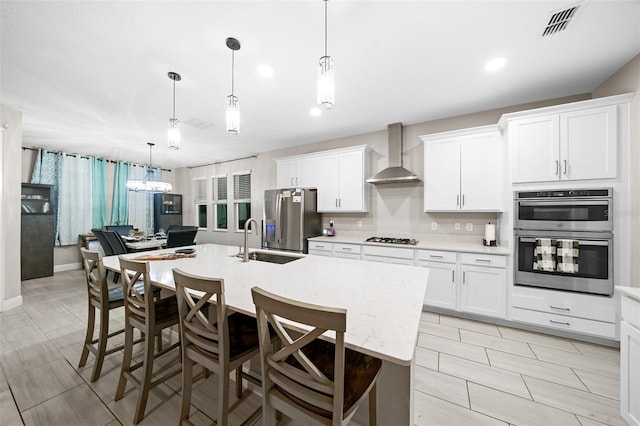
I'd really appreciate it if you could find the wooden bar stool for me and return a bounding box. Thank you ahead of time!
[114,256,182,424]
[251,286,382,426]
[78,248,148,382]
[172,268,263,425]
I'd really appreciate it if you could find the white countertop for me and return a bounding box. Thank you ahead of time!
[309,234,510,255]
[616,286,640,302]
[102,243,429,366]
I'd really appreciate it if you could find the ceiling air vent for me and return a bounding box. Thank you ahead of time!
[184,118,214,129]
[542,4,580,37]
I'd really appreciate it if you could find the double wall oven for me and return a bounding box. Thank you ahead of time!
[514,188,613,296]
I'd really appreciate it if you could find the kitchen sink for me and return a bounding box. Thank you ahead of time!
[232,251,302,264]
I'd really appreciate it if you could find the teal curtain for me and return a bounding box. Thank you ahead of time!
[31,149,62,243]
[92,158,108,229]
[111,161,130,225]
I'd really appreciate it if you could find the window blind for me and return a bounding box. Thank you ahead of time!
[233,173,251,200]
[194,178,208,203]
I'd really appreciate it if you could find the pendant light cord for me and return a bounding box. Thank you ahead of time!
[231,50,235,96]
[324,0,328,57]
[172,79,176,119]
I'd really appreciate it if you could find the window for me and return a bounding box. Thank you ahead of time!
[213,175,228,230]
[193,178,208,229]
[233,172,252,231]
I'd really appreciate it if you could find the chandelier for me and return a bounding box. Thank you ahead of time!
[126,142,172,193]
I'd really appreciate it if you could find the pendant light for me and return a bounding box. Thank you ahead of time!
[317,0,334,109]
[226,37,241,134]
[167,71,181,149]
[126,142,172,193]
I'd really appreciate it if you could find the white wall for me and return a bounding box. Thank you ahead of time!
[593,53,640,287]
[1,104,23,311]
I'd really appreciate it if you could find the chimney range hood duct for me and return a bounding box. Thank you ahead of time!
[367,123,421,184]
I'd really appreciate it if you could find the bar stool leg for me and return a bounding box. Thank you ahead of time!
[133,328,156,424]
[180,356,193,423]
[78,302,95,368]
[90,307,110,382]
[115,321,134,401]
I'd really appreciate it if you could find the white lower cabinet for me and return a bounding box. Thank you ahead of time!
[333,243,362,260]
[510,286,617,339]
[362,245,414,265]
[308,241,333,257]
[417,250,507,319]
[620,292,640,426]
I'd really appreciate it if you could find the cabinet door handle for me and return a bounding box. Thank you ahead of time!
[462,271,466,284]
[550,319,570,326]
[563,160,568,175]
[341,247,352,251]
[338,199,341,208]
[549,305,570,311]
[462,194,465,206]
[457,195,460,206]
[452,270,455,283]
[315,245,325,249]
[290,177,294,186]
[429,255,443,259]
[295,177,299,186]
[475,258,491,263]
[555,160,559,175]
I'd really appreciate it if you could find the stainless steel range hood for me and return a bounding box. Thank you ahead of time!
[367,123,420,184]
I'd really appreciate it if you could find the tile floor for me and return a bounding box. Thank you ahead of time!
[0,269,627,425]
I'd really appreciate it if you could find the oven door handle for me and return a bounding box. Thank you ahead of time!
[519,237,609,246]
[517,200,609,207]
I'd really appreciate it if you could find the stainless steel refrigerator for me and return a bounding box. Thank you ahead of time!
[263,188,322,253]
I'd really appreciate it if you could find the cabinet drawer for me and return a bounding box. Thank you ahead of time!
[308,241,332,252]
[308,249,332,257]
[362,245,413,259]
[511,307,616,339]
[621,295,640,329]
[460,253,506,268]
[334,243,362,255]
[416,249,456,263]
[512,292,616,323]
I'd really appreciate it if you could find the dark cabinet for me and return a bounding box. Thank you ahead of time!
[153,193,182,233]
[21,183,55,280]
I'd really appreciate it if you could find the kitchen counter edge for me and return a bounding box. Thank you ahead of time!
[616,286,640,302]
[308,235,510,255]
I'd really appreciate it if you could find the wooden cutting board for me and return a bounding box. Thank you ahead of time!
[134,252,197,261]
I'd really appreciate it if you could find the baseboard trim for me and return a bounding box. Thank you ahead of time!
[54,263,82,272]
[1,295,23,312]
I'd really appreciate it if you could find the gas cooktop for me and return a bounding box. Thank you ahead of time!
[365,237,419,245]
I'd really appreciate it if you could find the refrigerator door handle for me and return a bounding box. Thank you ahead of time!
[275,192,283,245]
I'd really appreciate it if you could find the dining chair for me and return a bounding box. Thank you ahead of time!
[172,268,264,425]
[92,228,118,282]
[103,229,129,254]
[251,286,383,426]
[115,256,182,424]
[166,224,182,232]
[106,224,134,236]
[165,229,197,248]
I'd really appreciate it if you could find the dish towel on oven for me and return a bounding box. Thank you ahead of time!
[534,238,556,272]
[556,239,579,273]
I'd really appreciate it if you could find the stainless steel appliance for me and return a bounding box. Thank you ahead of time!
[514,188,613,296]
[365,237,418,245]
[263,188,322,253]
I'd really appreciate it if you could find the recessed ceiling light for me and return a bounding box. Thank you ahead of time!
[257,64,274,78]
[484,57,506,72]
[310,107,322,117]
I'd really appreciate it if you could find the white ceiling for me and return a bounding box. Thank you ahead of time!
[2,1,639,169]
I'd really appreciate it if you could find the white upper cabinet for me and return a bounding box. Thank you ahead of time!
[275,145,369,213]
[421,125,503,212]
[316,147,369,212]
[504,97,623,183]
[276,156,319,188]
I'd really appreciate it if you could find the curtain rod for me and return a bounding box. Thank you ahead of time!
[188,154,258,169]
[21,146,172,172]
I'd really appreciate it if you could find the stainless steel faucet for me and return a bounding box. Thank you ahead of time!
[243,217,259,262]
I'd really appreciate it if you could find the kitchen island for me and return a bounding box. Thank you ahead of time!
[102,243,429,424]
